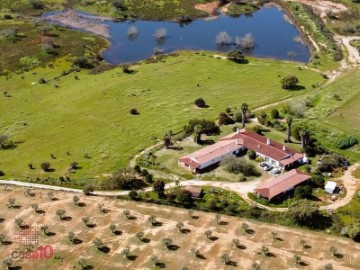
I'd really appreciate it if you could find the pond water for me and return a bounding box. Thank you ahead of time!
[50,7,311,63]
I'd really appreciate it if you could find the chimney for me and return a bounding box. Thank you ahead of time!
[266,138,271,145]
[283,145,286,151]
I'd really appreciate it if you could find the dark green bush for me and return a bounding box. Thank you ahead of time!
[336,136,358,149]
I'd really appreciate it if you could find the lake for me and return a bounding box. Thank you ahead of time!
[48,7,311,64]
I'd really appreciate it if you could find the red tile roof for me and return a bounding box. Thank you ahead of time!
[179,140,243,169]
[220,129,303,165]
[254,169,311,199]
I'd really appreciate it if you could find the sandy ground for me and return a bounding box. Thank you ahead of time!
[0,187,359,270]
[45,10,110,38]
[195,0,221,15]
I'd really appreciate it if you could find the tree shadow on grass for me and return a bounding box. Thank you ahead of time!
[61,216,72,221]
[113,230,122,236]
[151,221,163,227]
[235,245,246,250]
[167,245,180,251]
[219,221,228,226]
[244,229,255,235]
[77,202,86,207]
[209,236,218,241]
[0,218,5,223]
[72,238,83,245]
[154,262,166,268]
[286,85,306,91]
[2,240,12,245]
[98,246,110,253]
[127,255,137,261]
[9,266,22,270]
[225,261,237,267]
[140,238,150,243]
[35,209,46,215]
[86,223,96,229]
[45,232,56,237]
[180,228,191,234]
[334,253,344,259]
[196,254,207,260]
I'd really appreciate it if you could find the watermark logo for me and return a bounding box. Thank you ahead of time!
[14,227,39,247]
[11,227,54,260]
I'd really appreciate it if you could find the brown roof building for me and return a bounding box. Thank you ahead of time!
[254,169,311,200]
[179,129,305,172]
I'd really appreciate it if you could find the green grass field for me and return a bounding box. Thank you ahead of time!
[302,70,360,161]
[0,52,325,179]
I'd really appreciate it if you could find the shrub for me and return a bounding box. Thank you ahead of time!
[38,78,46,84]
[74,57,93,69]
[183,119,220,137]
[40,162,51,172]
[129,108,139,115]
[134,165,141,173]
[112,0,128,11]
[218,112,234,125]
[0,170,5,177]
[194,98,206,108]
[317,154,347,172]
[247,150,256,160]
[234,112,242,122]
[145,174,153,183]
[221,156,260,176]
[281,75,299,89]
[129,190,139,200]
[3,15,13,20]
[270,109,280,119]
[19,56,40,70]
[227,50,247,63]
[335,136,358,149]
[29,0,45,9]
[311,175,325,187]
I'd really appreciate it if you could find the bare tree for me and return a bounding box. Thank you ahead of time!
[162,237,173,249]
[68,231,75,243]
[93,238,104,250]
[235,33,254,49]
[121,247,131,260]
[154,28,167,40]
[47,191,54,201]
[123,209,131,219]
[82,216,90,227]
[220,252,231,265]
[148,215,157,226]
[216,31,232,45]
[136,231,144,242]
[127,26,138,38]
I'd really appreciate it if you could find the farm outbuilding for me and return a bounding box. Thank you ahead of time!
[325,181,337,194]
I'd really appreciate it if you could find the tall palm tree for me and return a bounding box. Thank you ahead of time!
[300,130,309,150]
[285,117,292,142]
[193,125,203,144]
[241,103,248,128]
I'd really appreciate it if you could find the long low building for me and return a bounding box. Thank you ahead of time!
[179,128,305,172]
[254,169,311,200]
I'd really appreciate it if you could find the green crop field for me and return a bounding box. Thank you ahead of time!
[0,52,325,179]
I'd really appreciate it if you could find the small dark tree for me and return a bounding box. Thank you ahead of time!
[218,112,234,125]
[241,103,248,128]
[123,210,131,220]
[109,224,117,234]
[74,56,93,69]
[40,225,49,235]
[83,185,94,196]
[41,162,51,172]
[281,75,299,89]
[195,98,206,108]
[228,50,247,63]
[129,190,139,200]
[82,216,90,227]
[129,108,139,115]
[153,180,165,197]
[270,109,280,119]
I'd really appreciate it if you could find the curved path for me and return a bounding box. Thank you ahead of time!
[1,163,358,212]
